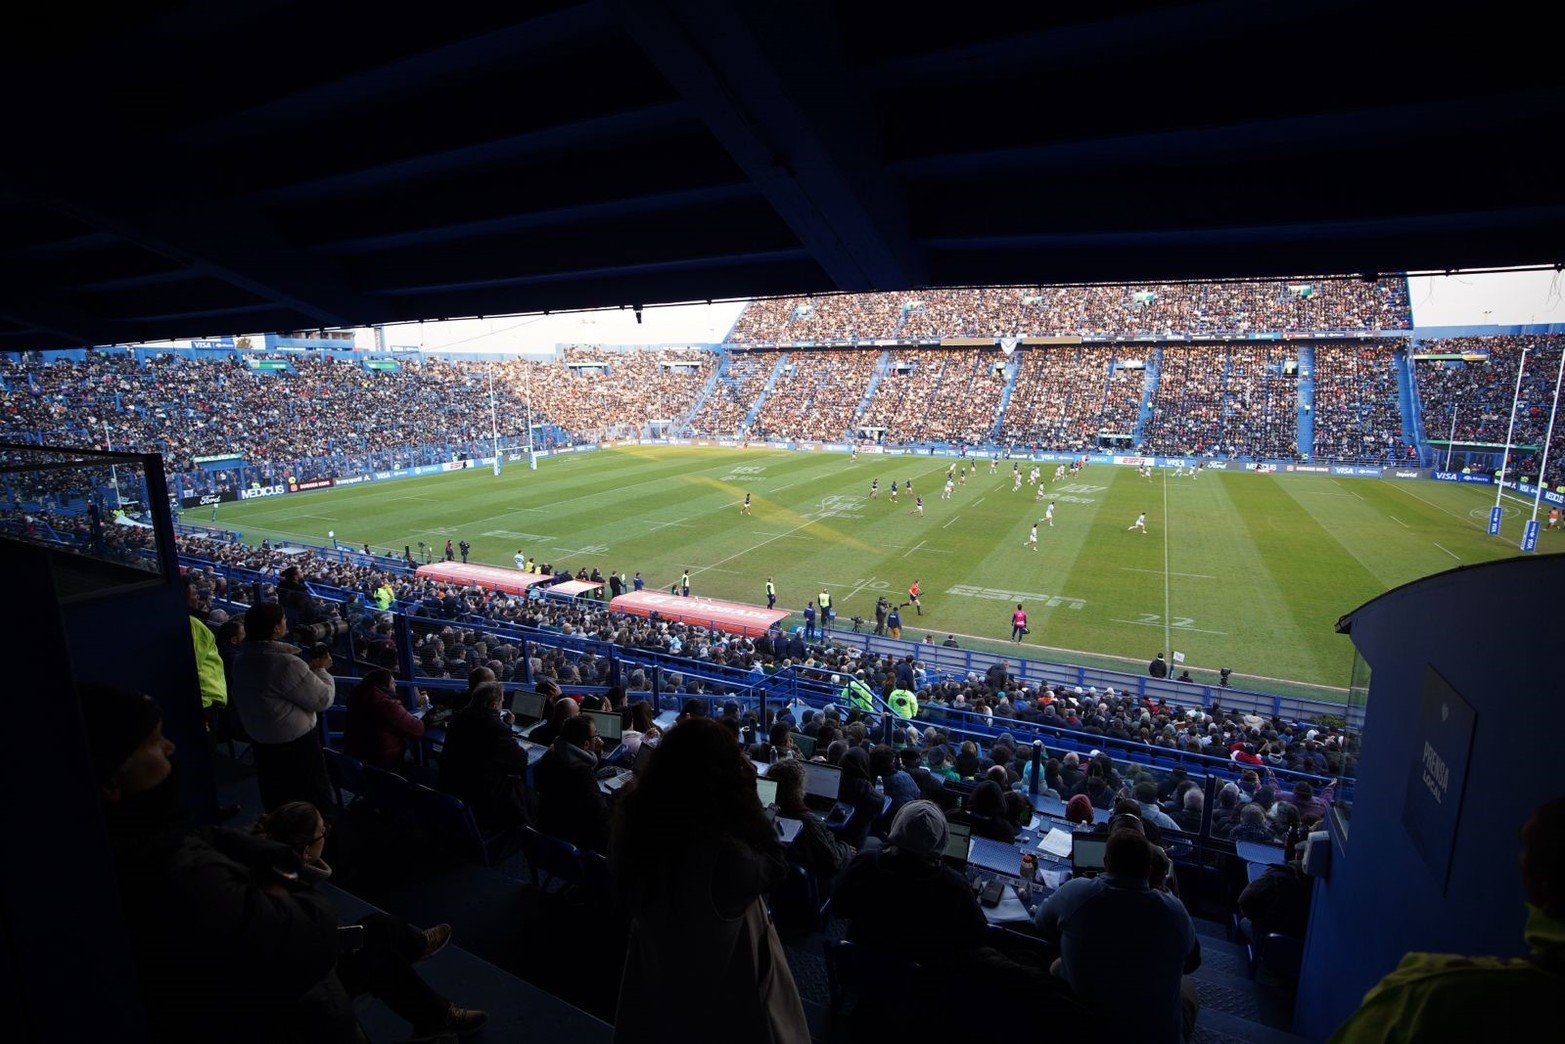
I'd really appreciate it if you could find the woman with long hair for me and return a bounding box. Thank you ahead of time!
[342,668,425,770]
[610,718,807,1042]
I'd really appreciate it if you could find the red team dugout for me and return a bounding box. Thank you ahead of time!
[416,562,555,597]
[608,591,790,638]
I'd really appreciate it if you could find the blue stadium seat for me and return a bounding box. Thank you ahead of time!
[322,748,369,809]
[402,784,518,866]
[518,824,582,893]
[822,938,922,1034]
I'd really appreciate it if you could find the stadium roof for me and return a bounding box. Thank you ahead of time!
[2,2,1561,352]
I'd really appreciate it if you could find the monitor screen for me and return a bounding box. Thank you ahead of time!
[1071,833,1108,876]
[585,709,623,742]
[511,690,547,722]
[790,732,815,757]
[756,777,778,807]
[802,762,843,800]
[943,820,973,865]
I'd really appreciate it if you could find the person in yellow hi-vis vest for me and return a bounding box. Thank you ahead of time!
[842,675,876,715]
[888,686,918,720]
[818,588,833,630]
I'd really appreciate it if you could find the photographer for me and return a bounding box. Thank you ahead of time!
[232,602,338,813]
[276,564,321,627]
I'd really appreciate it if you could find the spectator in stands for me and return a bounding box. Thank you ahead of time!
[869,743,919,820]
[252,801,487,1038]
[1174,788,1205,833]
[184,575,228,729]
[835,747,885,849]
[1237,859,1312,947]
[611,717,808,1042]
[1135,780,1181,831]
[533,715,610,854]
[275,565,320,627]
[954,739,982,779]
[952,779,1019,843]
[1328,797,1565,1042]
[438,681,533,833]
[833,800,1091,1035]
[231,602,337,813]
[1034,828,1201,1042]
[1065,793,1096,828]
[768,758,852,899]
[749,720,799,764]
[899,746,955,810]
[81,682,354,1042]
[343,669,427,771]
[529,693,578,748]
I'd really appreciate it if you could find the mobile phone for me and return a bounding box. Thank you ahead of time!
[337,924,365,951]
[980,877,1005,907]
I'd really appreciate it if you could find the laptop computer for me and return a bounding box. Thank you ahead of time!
[968,835,1024,878]
[942,820,973,869]
[633,739,658,774]
[510,690,547,724]
[756,777,778,807]
[789,732,815,757]
[585,709,623,742]
[1070,832,1108,878]
[800,762,843,810]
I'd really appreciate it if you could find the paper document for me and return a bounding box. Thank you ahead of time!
[775,817,804,844]
[983,887,1032,924]
[1038,827,1074,859]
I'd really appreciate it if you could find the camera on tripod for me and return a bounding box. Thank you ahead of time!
[849,615,865,633]
[294,618,349,644]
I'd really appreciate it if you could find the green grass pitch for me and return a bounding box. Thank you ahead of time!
[209,447,1549,699]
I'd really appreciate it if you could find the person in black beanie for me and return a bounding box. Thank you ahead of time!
[81,682,355,1043]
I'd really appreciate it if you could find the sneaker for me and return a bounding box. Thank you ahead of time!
[444,1007,488,1037]
[421,923,452,961]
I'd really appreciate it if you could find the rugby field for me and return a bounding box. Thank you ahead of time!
[207,447,1553,698]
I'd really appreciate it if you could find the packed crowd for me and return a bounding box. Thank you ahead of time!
[11,329,1560,502]
[1311,344,1413,464]
[748,349,881,442]
[177,535,1354,794]
[854,347,1009,445]
[686,351,770,435]
[1000,346,1115,449]
[1412,334,1565,484]
[728,278,1413,344]
[1139,345,1300,459]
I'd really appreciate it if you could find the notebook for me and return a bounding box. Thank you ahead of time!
[1070,832,1108,877]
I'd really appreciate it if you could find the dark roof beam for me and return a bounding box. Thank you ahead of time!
[180,6,611,145]
[608,0,924,292]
